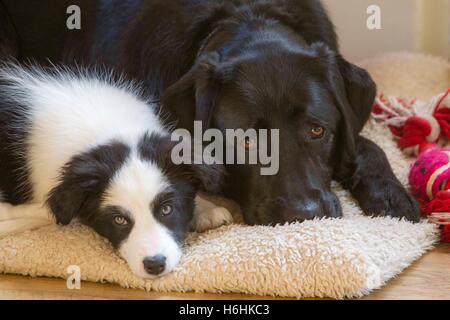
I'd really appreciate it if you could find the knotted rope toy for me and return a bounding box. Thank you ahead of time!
[372,89,450,155]
[372,89,450,242]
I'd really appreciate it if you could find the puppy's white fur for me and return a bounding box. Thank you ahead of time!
[0,65,232,278]
[101,154,181,278]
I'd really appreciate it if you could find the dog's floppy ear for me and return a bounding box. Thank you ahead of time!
[335,56,376,135]
[46,142,130,225]
[162,52,227,132]
[329,54,377,180]
[311,43,376,137]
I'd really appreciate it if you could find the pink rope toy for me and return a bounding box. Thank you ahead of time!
[372,88,450,155]
[372,88,450,242]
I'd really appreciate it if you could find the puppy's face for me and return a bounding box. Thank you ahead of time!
[94,157,194,278]
[47,132,222,278]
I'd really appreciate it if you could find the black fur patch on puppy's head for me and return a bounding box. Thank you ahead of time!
[46,141,130,225]
[47,132,225,228]
[138,131,225,194]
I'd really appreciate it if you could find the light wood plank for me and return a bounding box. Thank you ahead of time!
[0,245,448,300]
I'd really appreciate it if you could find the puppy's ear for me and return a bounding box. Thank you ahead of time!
[46,174,98,225]
[166,134,226,193]
[189,162,225,194]
[329,54,376,180]
[46,143,129,225]
[162,52,227,132]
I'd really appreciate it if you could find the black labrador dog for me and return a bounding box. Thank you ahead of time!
[0,0,420,224]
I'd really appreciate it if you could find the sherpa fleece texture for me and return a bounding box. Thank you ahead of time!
[0,52,447,299]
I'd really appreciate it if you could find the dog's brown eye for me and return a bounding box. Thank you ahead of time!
[161,204,173,216]
[243,137,256,150]
[244,137,251,150]
[310,125,325,138]
[113,215,128,226]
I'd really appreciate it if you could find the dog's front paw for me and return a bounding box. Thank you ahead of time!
[353,178,421,222]
[191,197,234,232]
[192,206,233,232]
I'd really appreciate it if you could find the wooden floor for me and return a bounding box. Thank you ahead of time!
[0,244,448,300]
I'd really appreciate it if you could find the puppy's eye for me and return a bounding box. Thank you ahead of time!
[310,125,325,139]
[113,215,128,226]
[242,137,257,151]
[160,204,173,216]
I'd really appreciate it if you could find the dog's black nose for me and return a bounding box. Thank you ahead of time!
[285,201,324,222]
[143,255,166,275]
[273,197,325,223]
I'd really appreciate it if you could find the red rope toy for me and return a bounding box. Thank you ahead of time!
[372,88,450,242]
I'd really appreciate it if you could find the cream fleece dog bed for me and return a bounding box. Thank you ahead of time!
[0,52,448,299]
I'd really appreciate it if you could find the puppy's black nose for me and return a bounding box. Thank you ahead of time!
[143,255,166,275]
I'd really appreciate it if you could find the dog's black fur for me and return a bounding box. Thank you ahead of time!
[0,0,420,224]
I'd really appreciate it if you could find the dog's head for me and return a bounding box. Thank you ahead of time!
[162,42,376,225]
[46,132,223,278]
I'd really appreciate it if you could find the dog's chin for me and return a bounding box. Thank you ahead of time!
[240,206,269,226]
[241,202,275,226]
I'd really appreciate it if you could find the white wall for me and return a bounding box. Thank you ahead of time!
[322,0,450,61]
[415,0,450,58]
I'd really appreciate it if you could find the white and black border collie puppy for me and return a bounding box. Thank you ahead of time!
[0,64,232,278]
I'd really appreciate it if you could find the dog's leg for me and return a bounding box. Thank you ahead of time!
[344,136,421,222]
[190,195,234,232]
[0,202,53,221]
